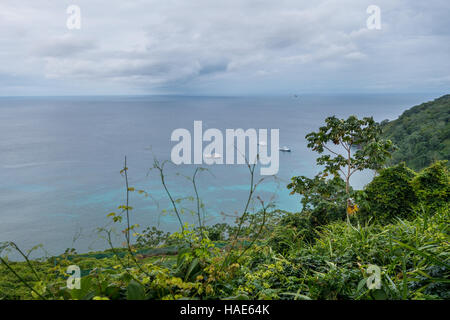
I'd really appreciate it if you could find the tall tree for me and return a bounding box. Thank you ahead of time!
[305,115,395,195]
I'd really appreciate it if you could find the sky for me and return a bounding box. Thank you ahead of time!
[0,0,449,96]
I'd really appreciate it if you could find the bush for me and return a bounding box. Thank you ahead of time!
[267,212,314,254]
[236,206,450,300]
[294,206,450,300]
[287,174,349,227]
[203,223,229,241]
[411,160,450,212]
[135,227,170,248]
[363,163,417,223]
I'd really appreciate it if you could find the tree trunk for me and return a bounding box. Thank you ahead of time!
[346,147,351,195]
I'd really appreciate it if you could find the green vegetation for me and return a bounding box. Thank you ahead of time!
[362,162,418,223]
[289,114,394,226]
[1,113,449,300]
[381,94,450,170]
[305,115,394,194]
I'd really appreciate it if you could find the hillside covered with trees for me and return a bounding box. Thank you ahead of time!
[381,94,450,170]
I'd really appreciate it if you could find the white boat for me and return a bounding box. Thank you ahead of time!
[204,152,222,159]
[279,146,291,152]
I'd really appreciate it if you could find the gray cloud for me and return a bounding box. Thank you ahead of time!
[35,36,97,58]
[0,0,449,95]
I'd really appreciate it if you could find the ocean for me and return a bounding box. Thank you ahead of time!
[0,93,438,257]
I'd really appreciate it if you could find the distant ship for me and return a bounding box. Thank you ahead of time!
[279,146,291,152]
[204,152,222,159]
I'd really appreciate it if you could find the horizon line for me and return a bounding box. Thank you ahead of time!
[0,92,446,99]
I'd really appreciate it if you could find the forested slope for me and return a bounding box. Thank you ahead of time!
[381,94,450,170]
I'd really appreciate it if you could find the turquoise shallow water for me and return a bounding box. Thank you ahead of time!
[0,94,439,257]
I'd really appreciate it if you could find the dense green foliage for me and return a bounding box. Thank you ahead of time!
[411,161,450,212]
[361,160,449,224]
[1,204,448,300]
[287,174,349,226]
[381,94,450,170]
[362,162,418,223]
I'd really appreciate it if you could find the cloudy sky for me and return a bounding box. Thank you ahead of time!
[1,0,449,96]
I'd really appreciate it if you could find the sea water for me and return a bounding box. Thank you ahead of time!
[0,93,438,257]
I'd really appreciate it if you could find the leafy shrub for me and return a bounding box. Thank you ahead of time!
[363,162,417,223]
[135,227,170,248]
[229,206,449,300]
[287,174,349,226]
[411,160,450,212]
[203,223,229,241]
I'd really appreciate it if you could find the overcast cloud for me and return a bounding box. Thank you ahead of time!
[0,0,449,95]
